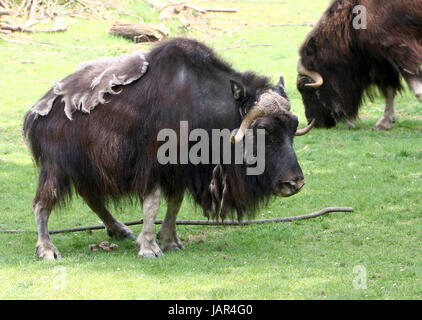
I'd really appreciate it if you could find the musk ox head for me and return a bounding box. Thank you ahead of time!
[209,76,314,219]
[229,76,313,197]
[297,48,338,129]
[297,34,365,128]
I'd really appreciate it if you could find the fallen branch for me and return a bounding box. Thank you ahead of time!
[0,22,66,33]
[203,8,237,13]
[109,21,169,43]
[158,2,236,22]
[0,207,353,234]
[220,43,274,50]
[0,9,10,15]
[164,4,236,13]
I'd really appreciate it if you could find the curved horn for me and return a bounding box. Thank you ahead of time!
[297,60,323,88]
[231,108,266,144]
[295,119,315,136]
[230,91,287,144]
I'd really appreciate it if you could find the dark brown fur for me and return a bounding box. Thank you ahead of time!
[298,0,422,127]
[24,38,303,221]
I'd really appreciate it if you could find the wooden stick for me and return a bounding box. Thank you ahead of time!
[0,9,10,15]
[220,43,274,50]
[0,207,353,234]
[203,8,237,13]
[159,3,236,14]
[0,22,66,33]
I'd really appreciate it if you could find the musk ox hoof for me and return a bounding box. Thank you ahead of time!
[136,237,164,258]
[107,223,135,241]
[374,117,394,131]
[138,246,164,258]
[345,119,356,129]
[373,123,391,131]
[36,244,62,260]
[161,238,185,252]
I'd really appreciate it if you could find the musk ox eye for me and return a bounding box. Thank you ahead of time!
[256,125,270,135]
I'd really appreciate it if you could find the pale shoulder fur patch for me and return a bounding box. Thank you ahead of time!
[30,52,149,120]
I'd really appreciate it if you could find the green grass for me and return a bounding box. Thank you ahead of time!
[0,0,421,299]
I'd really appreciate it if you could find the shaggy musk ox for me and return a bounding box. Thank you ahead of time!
[23,38,314,259]
[297,0,422,130]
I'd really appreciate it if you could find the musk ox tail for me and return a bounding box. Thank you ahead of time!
[23,88,58,167]
[23,106,48,167]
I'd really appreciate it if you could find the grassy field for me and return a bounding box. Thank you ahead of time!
[0,0,421,299]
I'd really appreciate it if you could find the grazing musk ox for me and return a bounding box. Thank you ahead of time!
[23,38,313,260]
[297,0,422,130]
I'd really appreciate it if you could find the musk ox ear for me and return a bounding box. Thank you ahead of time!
[275,75,288,99]
[277,75,285,88]
[230,80,246,101]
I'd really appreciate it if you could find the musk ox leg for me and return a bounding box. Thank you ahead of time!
[83,197,134,240]
[374,88,396,131]
[34,203,61,260]
[136,186,163,258]
[33,165,69,260]
[158,193,184,252]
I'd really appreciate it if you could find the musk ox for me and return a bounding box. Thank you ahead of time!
[23,38,313,260]
[297,0,422,130]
